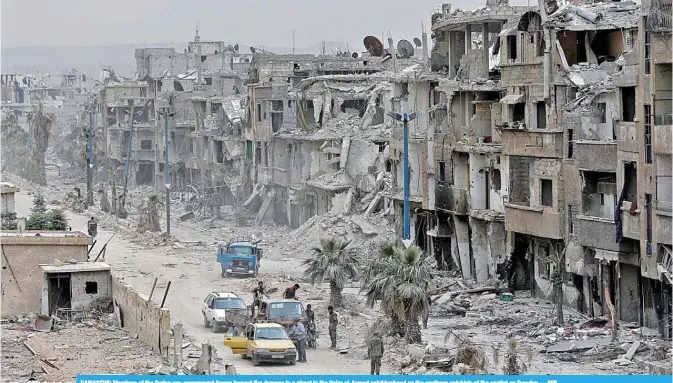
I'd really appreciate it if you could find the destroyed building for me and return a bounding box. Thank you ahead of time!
[416,0,671,338]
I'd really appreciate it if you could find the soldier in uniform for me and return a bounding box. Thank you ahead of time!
[87,217,98,238]
[368,331,384,375]
[328,305,338,349]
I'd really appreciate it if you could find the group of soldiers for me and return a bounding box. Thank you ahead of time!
[252,281,385,372]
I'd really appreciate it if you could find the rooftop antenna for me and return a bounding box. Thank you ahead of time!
[421,22,428,62]
[293,30,296,55]
[387,32,398,73]
[195,22,200,42]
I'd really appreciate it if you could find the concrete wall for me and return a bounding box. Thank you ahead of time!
[1,233,91,317]
[501,129,563,158]
[111,277,170,358]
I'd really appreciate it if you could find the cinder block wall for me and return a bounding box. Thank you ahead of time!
[111,277,170,358]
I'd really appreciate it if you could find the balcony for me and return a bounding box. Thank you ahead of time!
[435,185,468,215]
[620,209,641,241]
[617,122,638,153]
[504,203,562,239]
[576,215,620,251]
[654,122,672,155]
[501,128,563,158]
[655,207,672,245]
[575,140,617,172]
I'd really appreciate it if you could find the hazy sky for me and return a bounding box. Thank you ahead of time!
[2,0,532,49]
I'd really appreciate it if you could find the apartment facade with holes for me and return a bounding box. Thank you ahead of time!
[636,0,672,338]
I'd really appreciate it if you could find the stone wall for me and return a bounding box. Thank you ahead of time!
[111,277,170,358]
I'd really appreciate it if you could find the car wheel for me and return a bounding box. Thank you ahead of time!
[203,315,210,327]
[212,322,219,333]
[241,353,249,359]
[289,359,296,365]
[251,354,260,366]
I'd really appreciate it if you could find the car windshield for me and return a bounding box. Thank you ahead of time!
[256,327,289,340]
[215,298,246,309]
[268,302,303,319]
[227,245,254,255]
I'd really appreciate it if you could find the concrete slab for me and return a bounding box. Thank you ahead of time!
[544,337,613,353]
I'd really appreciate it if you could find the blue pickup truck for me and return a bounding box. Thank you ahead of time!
[217,237,263,278]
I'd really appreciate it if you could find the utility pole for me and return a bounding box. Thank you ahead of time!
[164,107,171,235]
[87,110,94,206]
[122,103,136,207]
[292,30,296,55]
[159,107,174,235]
[387,111,420,248]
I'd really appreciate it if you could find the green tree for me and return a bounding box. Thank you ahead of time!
[361,244,432,344]
[47,209,68,231]
[1,211,18,230]
[31,194,47,214]
[303,237,359,308]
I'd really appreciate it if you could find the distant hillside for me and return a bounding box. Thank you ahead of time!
[1,40,350,78]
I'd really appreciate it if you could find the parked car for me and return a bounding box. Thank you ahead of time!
[223,322,297,366]
[202,292,248,333]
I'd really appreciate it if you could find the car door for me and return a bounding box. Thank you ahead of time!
[223,325,249,354]
[204,295,214,320]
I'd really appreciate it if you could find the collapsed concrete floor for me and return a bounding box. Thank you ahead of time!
[1,169,671,376]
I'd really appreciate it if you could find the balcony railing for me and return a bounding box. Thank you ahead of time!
[655,114,673,125]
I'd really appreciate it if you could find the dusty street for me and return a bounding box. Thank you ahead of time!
[10,172,388,375]
[5,170,671,377]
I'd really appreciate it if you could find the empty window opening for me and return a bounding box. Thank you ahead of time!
[85,281,98,294]
[507,35,518,61]
[624,162,638,203]
[438,161,446,184]
[204,77,213,86]
[255,143,262,164]
[257,104,261,122]
[536,102,546,129]
[288,100,292,108]
[568,205,574,234]
[140,140,152,150]
[581,171,617,218]
[589,30,625,65]
[511,103,525,122]
[538,245,552,279]
[568,129,574,159]
[537,31,545,57]
[645,105,653,163]
[214,140,224,163]
[340,100,368,117]
[541,179,553,207]
[644,18,651,74]
[646,194,653,243]
[598,103,607,123]
[492,169,502,191]
[201,55,207,62]
[557,31,587,66]
[621,86,636,122]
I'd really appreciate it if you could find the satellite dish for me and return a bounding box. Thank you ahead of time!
[234,44,239,52]
[413,37,422,47]
[250,46,256,54]
[397,40,415,58]
[363,36,384,57]
[228,45,234,51]
[352,52,359,59]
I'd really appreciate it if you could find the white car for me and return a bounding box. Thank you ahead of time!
[202,292,247,333]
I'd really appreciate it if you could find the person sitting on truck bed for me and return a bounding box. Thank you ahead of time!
[252,281,268,316]
[283,284,300,300]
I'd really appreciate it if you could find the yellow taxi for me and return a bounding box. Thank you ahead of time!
[223,322,297,366]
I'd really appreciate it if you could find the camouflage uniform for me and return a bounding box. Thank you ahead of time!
[368,333,384,375]
[328,310,338,349]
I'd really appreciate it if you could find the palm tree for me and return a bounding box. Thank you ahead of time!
[361,244,431,344]
[303,237,359,308]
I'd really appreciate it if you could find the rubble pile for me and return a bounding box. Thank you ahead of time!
[276,211,395,260]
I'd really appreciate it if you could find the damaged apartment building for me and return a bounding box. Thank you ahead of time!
[243,50,427,228]
[102,28,252,207]
[414,0,671,337]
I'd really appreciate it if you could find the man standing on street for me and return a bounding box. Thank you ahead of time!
[328,305,338,349]
[287,318,307,363]
[252,281,268,317]
[368,331,384,375]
